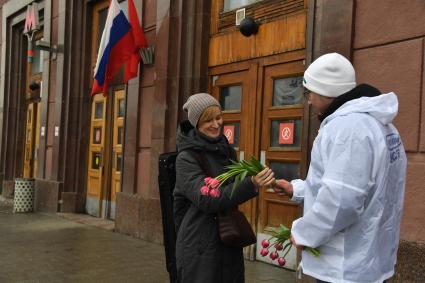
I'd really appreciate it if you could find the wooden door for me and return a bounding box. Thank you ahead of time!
[211,66,258,258]
[33,102,41,177]
[256,60,306,269]
[23,25,43,178]
[86,94,107,217]
[109,89,125,219]
[23,103,35,178]
[23,99,41,179]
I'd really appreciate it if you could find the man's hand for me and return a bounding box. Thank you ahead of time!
[273,179,293,197]
[290,235,304,250]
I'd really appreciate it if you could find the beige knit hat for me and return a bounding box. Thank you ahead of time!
[183,93,221,127]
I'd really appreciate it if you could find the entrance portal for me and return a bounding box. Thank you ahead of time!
[86,90,124,219]
[210,54,307,268]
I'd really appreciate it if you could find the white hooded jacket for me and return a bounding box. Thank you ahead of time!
[291,92,407,283]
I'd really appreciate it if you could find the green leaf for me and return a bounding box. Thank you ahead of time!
[240,160,258,175]
[274,224,291,240]
[250,156,264,171]
[306,247,321,257]
[240,170,247,184]
[230,174,240,198]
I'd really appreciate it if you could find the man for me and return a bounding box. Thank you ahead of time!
[275,53,407,283]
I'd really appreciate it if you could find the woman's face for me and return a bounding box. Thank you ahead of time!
[198,107,223,139]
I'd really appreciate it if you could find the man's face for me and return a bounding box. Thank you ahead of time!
[305,90,334,116]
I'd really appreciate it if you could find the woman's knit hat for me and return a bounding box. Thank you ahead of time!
[303,53,356,98]
[183,93,221,127]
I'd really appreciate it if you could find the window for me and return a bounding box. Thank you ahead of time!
[117,127,123,145]
[116,154,122,172]
[269,161,300,180]
[223,0,264,12]
[118,99,125,118]
[270,119,302,148]
[94,102,104,119]
[273,77,303,106]
[220,85,242,111]
[93,127,102,144]
[92,152,102,170]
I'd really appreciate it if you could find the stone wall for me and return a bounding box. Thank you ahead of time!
[352,0,425,280]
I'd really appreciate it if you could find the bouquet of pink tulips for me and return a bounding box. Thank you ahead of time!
[260,224,320,266]
[201,156,267,198]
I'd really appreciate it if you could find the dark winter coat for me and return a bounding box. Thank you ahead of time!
[173,120,258,283]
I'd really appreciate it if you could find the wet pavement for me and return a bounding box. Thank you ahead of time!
[0,198,295,282]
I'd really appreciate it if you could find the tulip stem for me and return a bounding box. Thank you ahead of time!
[283,244,292,258]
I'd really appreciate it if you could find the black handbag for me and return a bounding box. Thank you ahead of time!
[218,208,257,248]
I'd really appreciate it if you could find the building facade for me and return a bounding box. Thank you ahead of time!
[0,0,423,279]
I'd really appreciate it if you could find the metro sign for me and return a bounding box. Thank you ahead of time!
[224,125,235,144]
[23,3,39,35]
[279,122,294,145]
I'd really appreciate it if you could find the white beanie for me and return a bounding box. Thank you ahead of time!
[183,93,221,127]
[303,53,356,98]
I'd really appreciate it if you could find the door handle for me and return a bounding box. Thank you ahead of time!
[260,150,266,165]
[239,151,244,161]
[261,150,274,192]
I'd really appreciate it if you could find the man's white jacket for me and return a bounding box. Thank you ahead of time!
[291,92,407,283]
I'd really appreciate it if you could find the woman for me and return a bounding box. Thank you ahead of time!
[174,93,275,283]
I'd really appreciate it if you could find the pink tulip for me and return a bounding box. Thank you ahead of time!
[209,178,220,189]
[260,248,269,257]
[261,239,269,248]
[269,251,278,260]
[209,189,221,198]
[200,186,210,196]
[204,177,212,185]
[274,243,283,251]
[277,257,286,266]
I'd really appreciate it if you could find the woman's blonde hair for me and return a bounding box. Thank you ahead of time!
[197,105,221,127]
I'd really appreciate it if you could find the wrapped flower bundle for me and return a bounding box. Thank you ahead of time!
[260,224,320,266]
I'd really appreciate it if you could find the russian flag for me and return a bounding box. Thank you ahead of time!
[91,0,147,95]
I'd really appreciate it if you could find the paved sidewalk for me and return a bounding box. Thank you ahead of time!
[0,199,295,283]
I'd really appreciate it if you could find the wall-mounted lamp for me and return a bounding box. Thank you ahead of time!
[239,16,259,37]
[29,81,40,91]
[28,80,41,101]
[140,46,155,66]
[35,40,60,60]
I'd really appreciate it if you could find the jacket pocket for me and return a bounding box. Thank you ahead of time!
[197,217,218,254]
